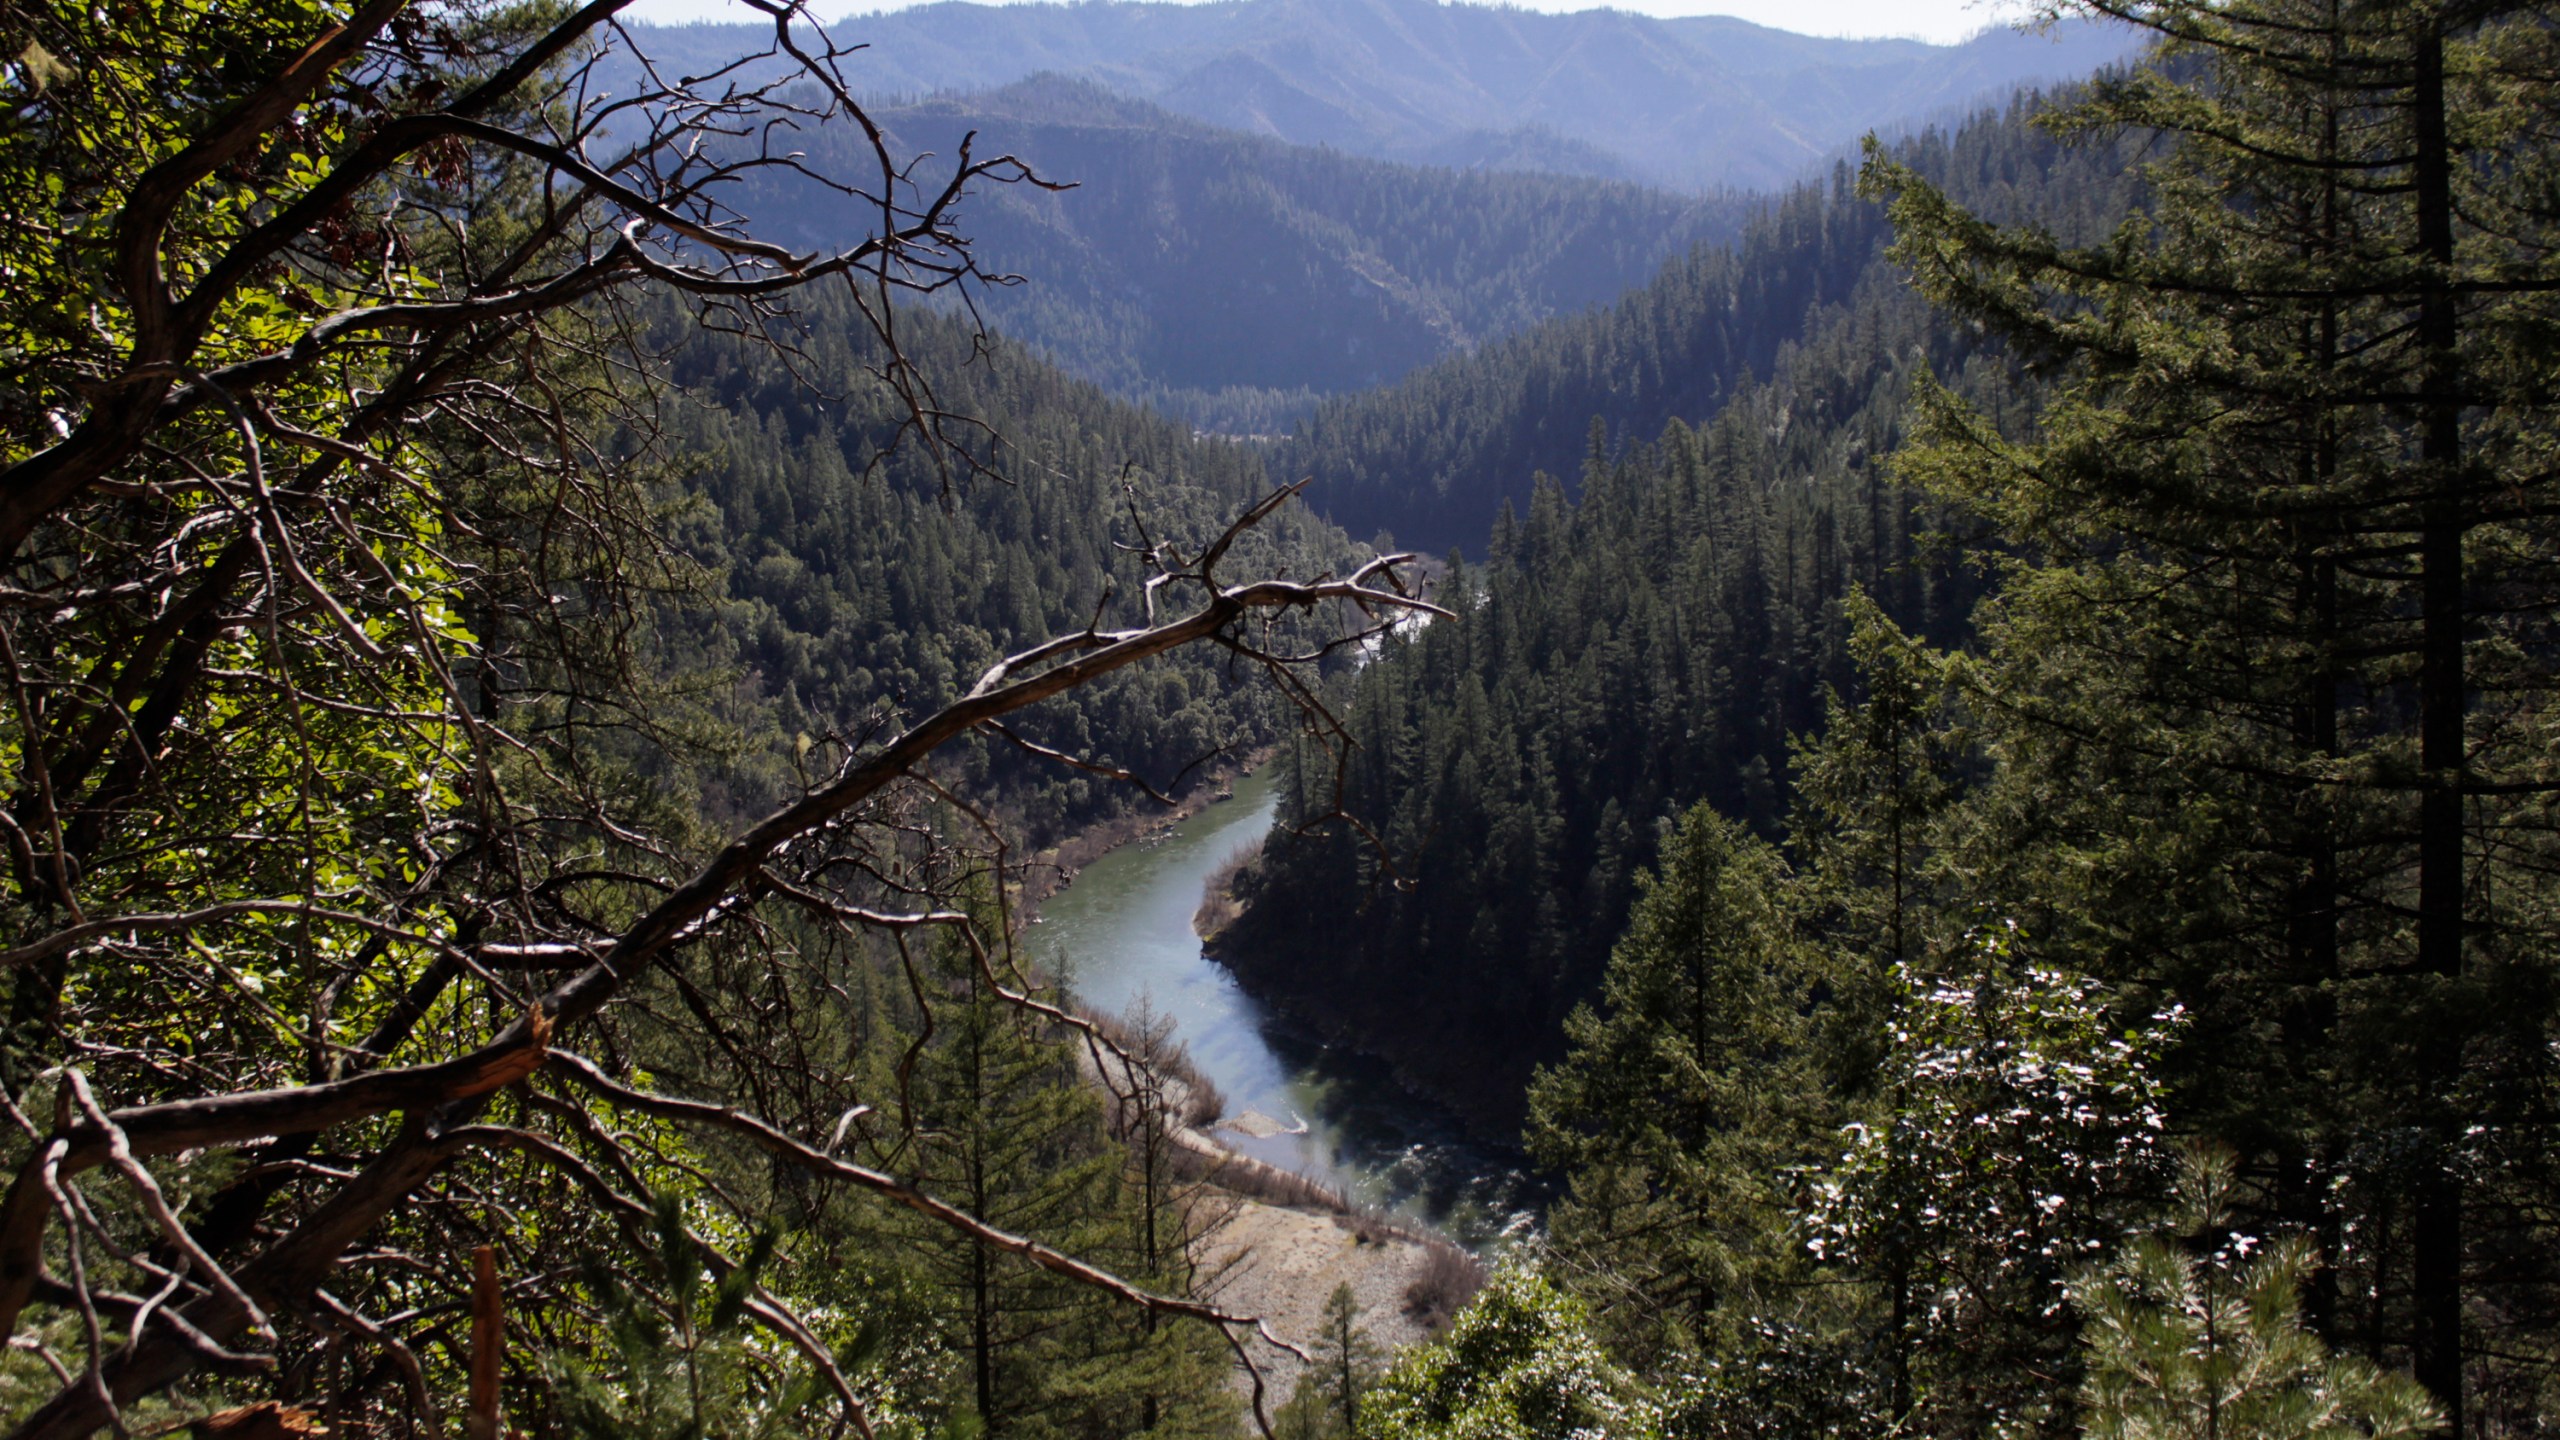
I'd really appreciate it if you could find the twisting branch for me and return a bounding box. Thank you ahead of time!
[30,538,1436,1166]
[0,476,1433,1438]
[546,1053,1308,1357]
[0,0,1455,1430]
[977,719,1207,807]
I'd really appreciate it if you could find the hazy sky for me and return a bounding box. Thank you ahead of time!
[621,0,2040,48]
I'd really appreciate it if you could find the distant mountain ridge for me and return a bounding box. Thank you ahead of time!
[723,76,1748,425]
[625,0,2139,189]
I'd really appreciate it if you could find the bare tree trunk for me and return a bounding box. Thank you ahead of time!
[2410,16,2466,1431]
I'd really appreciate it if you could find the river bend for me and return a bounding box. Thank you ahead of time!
[1033,768,1535,1246]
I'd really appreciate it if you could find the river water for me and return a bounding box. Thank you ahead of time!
[1031,767,1539,1248]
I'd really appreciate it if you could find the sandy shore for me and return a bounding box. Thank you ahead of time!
[1077,1051,1447,1402]
[1198,1196,1435,1401]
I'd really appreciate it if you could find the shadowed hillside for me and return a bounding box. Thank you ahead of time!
[719,77,1748,426]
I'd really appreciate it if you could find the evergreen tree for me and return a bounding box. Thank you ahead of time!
[2072,1148,2440,1440]
[1524,806,1827,1369]
[1864,0,2560,1422]
[1792,595,1966,985]
[1791,592,1969,1096]
[1316,1283,1384,1438]
[1068,1003,1240,1439]
[851,930,1125,1438]
[1275,1283,1386,1439]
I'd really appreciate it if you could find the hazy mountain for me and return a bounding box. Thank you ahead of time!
[623,0,2140,190]
[726,77,1748,426]
[1272,88,2149,553]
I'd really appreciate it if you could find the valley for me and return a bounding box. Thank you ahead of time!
[11,1,2555,1437]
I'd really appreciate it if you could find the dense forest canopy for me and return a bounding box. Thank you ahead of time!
[648,287,1365,846]
[1227,0,2560,1434]
[1274,97,2145,553]
[1216,99,2147,1120]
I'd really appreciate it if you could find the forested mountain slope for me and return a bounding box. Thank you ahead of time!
[720,77,1742,430]
[17,0,2551,1434]
[1319,0,2560,1430]
[625,0,2138,190]
[647,288,1367,849]
[1215,97,2148,1127]
[1280,94,2141,553]
[1223,357,1962,1132]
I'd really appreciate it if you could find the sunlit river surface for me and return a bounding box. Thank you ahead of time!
[1031,766,1539,1248]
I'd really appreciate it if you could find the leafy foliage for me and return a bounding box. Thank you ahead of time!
[549,1198,866,1440]
[1802,933,2178,1438]
[0,3,1415,1435]
[1805,937,2179,1292]
[1365,1264,1659,1440]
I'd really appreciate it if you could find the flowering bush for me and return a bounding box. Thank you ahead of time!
[1801,926,2182,1434]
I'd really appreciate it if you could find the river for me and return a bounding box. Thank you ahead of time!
[1032,767,1539,1248]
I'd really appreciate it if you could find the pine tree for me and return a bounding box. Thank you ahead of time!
[1275,1283,1387,1439]
[1067,1002,1240,1439]
[1788,596,1973,1421]
[1792,592,1968,1083]
[1316,1284,1384,1438]
[853,932,1122,1438]
[2072,1148,2440,1440]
